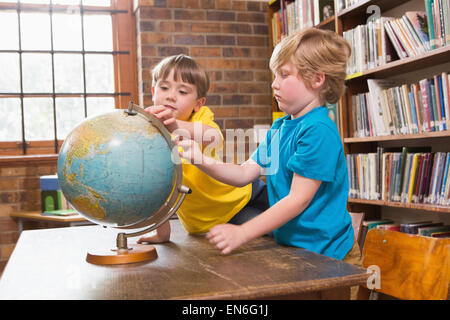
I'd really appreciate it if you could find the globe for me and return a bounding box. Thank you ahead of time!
[57,103,190,265]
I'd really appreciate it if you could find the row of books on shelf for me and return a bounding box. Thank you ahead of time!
[335,0,363,13]
[359,219,450,249]
[347,148,450,206]
[344,6,449,75]
[271,0,334,46]
[351,73,450,138]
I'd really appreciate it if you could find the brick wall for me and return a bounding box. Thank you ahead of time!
[0,162,58,273]
[135,0,273,146]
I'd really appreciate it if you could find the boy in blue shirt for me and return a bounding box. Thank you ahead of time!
[175,28,361,264]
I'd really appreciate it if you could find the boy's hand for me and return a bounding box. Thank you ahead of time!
[206,224,248,254]
[175,135,203,164]
[144,105,178,133]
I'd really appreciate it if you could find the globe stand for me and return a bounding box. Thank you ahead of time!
[83,102,191,265]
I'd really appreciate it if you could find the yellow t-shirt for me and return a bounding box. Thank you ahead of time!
[176,106,252,234]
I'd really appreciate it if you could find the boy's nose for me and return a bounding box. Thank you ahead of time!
[166,90,176,101]
[271,80,278,90]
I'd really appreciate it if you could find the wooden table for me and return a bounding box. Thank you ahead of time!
[10,211,92,233]
[0,220,369,300]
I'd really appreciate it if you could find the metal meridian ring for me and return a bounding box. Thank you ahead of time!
[116,102,190,239]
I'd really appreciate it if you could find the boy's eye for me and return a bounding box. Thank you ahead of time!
[179,90,188,95]
[160,86,168,90]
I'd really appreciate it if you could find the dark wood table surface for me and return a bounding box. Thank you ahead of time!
[0,220,369,300]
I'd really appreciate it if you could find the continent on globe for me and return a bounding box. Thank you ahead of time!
[58,110,176,228]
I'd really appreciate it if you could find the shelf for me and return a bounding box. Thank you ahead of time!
[346,45,450,81]
[348,198,450,213]
[337,0,411,19]
[315,15,335,30]
[344,130,450,143]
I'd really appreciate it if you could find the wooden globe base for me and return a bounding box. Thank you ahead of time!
[86,244,157,265]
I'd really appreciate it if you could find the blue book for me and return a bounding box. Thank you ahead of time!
[408,90,419,133]
[40,175,60,191]
[440,152,450,204]
[426,79,436,131]
[438,75,446,130]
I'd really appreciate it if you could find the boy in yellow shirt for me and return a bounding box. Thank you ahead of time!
[137,54,268,243]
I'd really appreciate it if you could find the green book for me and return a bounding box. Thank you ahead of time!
[364,219,394,230]
[41,209,78,217]
[41,190,63,212]
[419,225,450,237]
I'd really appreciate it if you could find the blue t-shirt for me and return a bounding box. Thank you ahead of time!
[251,106,354,260]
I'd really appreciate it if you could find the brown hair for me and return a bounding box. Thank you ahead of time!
[270,28,351,104]
[152,54,210,98]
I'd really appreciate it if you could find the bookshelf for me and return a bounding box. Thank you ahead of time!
[267,0,450,227]
[267,0,336,117]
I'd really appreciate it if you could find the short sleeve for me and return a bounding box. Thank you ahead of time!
[191,106,221,133]
[287,124,340,182]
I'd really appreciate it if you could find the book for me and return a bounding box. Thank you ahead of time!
[318,0,334,23]
[418,224,450,236]
[325,101,338,127]
[377,223,401,231]
[384,19,408,59]
[430,231,450,238]
[442,72,450,129]
[424,0,437,49]
[41,209,78,217]
[419,78,432,132]
[400,220,433,234]
[403,11,430,51]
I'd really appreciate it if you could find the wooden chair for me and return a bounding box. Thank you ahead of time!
[361,228,450,300]
[349,212,364,244]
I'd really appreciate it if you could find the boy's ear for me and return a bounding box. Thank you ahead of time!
[311,73,325,89]
[194,97,206,112]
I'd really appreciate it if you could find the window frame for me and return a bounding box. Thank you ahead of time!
[0,0,138,160]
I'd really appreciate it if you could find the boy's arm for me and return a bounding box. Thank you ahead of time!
[206,173,321,254]
[176,137,262,187]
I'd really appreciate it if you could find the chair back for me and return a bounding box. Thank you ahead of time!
[362,228,450,300]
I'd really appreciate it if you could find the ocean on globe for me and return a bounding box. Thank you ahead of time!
[57,110,176,228]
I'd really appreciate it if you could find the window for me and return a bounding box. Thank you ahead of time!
[0,0,138,156]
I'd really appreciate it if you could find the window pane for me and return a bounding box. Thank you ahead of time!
[0,98,22,141]
[20,12,51,50]
[20,0,50,4]
[0,53,20,93]
[53,0,80,5]
[83,14,112,51]
[24,98,54,141]
[22,53,53,93]
[83,0,110,6]
[56,97,84,139]
[52,13,82,51]
[87,97,114,117]
[0,12,19,50]
[54,54,84,93]
[85,54,114,93]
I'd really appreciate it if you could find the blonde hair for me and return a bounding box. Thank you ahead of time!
[270,28,351,104]
[152,54,210,98]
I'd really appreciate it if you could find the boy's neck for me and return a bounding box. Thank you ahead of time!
[291,99,324,119]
